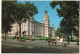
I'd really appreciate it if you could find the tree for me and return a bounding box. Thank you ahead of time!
[2,1,15,41]
[55,27,61,37]
[12,2,38,41]
[50,1,79,41]
[55,27,66,38]
[2,1,38,41]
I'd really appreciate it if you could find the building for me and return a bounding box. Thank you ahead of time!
[8,10,55,37]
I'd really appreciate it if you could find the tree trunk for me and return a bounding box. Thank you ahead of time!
[19,23,21,41]
[67,35,70,44]
[67,35,69,41]
[23,35,24,38]
[5,32,6,41]
[71,35,72,41]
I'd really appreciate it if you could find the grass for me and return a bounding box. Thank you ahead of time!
[35,36,56,40]
[9,36,29,41]
[9,36,16,39]
[21,37,29,41]
[4,36,56,41]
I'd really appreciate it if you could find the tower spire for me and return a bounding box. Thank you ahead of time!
[45,10,48,13]
[52,24,55,38]
[52,24,54,30]
[44,10,48,16]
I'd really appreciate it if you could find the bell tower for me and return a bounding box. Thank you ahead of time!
[43,10,49,37]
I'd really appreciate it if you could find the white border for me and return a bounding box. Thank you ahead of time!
[1,0,80,54]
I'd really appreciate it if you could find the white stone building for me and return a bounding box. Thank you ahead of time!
[8,10,55,37]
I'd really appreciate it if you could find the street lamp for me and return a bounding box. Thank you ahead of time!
[72,30,74,40]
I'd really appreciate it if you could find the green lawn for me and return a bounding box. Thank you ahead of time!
[9,36,29,41]
[21,37,29,41]
[4,36,56,41]
[35,36,56,40]
[9,36,16,39]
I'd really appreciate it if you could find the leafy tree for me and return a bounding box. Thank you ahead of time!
[12,2,38,41]
[2,1,15,40]
[55,27,66,37]
[2,1,38,41]
[55,27,61,37]
[50,1,79,41]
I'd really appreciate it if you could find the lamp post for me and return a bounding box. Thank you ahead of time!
[72,30,74,39]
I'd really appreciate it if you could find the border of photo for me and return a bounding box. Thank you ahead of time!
[1,0,80,54]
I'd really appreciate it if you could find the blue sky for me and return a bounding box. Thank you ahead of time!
[18,1,63,31]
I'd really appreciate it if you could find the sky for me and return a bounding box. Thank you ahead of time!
[18,1,63,31]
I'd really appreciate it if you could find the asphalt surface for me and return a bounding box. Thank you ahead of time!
[2,39,79,53]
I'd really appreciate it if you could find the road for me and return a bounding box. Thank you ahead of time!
[2,39,79,53]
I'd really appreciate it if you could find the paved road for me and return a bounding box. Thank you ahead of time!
[2,39,79,53]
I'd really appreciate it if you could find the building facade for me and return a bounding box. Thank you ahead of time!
[8,10,55,37]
